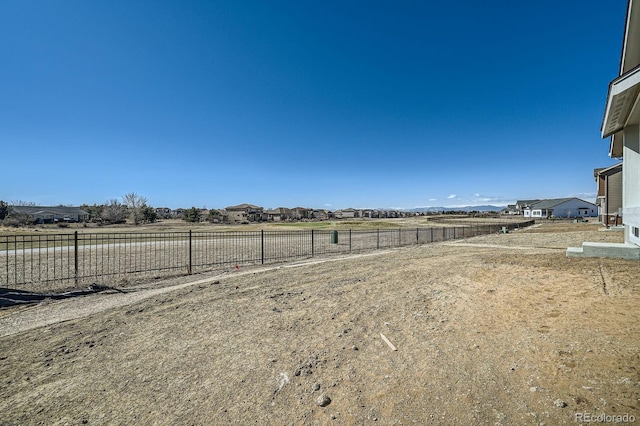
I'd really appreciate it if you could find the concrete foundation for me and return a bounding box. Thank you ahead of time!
[566,242,640,260]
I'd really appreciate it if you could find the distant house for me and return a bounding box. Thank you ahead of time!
[225,204,264,223]
[514,200,540,215]
[361,209,373,218]
[292,207,312,220]
[265,207,294,222]
[11,206,89,223]
[311,209,330,221]
[594,163,623,225]
[334,208,356,219]
[502,205,518,215]
[523,198,597,219]
[155,207,172,219]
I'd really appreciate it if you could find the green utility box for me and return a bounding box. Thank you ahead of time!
[330,230,338,244]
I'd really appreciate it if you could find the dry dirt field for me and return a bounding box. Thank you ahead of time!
[0,222,639,425]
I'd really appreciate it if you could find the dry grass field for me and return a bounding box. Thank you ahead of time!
[1,222,639,425]
[0,216,527,236]
[1,216,530,293]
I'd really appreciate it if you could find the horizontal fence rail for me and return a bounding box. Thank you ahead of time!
[1,221,534,292]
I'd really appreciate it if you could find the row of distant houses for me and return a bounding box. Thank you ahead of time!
[158,204,419,223]
[7,204,421,225]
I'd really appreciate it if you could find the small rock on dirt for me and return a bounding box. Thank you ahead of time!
[311,382,321,391]
[554,399,568,408]
[316,394,331,407]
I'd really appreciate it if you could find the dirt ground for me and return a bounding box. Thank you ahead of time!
[0,222,639,425]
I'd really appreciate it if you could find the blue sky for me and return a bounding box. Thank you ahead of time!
[1,1,629,210]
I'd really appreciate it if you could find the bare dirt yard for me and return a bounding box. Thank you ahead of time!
[1,222,639,425]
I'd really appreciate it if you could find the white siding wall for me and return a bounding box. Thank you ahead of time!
[623,124,640,246]
[550,199,597,218]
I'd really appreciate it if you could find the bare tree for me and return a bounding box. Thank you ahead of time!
[122,192,148,225]
[10,200,36,206]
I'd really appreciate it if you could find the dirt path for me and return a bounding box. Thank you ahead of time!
[1,224,638,425]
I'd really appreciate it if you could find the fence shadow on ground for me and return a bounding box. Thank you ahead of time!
[0,285,126,308]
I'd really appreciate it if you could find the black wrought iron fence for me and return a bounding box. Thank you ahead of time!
[0,220,534,291]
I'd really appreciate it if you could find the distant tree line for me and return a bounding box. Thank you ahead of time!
[0,200,34,227]
[80,192,158,225]
[0,192,158,227]
[1,193,226,228]
[181,207,222,223]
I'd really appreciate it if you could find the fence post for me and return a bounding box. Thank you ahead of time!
[311,229,314,257]
[4,237,7,286]
[416,227,419,244]
[377,229,380,249]
[188,230,192,275]
[74,231,78,286]
[261,230,264,264]
[349,229,352,252]
[398,228,401,246]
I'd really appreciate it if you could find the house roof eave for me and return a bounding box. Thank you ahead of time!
[621,0,640,75]
[601,64,640,138]
[597,161,623,176]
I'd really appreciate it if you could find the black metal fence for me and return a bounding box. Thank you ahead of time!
[1,220,534,291]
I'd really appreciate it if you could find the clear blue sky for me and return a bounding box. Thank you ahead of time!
[0,1,628,210]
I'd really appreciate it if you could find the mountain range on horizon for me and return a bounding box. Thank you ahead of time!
[405,205,505,213]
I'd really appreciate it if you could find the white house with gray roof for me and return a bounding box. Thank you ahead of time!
[523,198,597,219]
[11,206,89,223]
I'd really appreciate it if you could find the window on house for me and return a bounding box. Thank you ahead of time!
[634,227,639,238]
